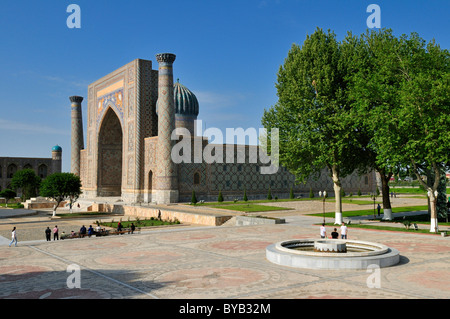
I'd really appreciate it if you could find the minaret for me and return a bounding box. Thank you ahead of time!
[155,53,179,204]
[51,145,62,174]
[70,96,84,176]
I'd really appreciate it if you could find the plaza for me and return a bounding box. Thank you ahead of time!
[0,196,448,300]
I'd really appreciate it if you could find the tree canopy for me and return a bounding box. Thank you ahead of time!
[40,173,82,216]
[263,27,449,230]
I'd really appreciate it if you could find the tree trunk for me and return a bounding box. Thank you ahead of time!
[429,194,439,233]
[411,161,440,232]
[331,165,343,225]
[378,168,393,220]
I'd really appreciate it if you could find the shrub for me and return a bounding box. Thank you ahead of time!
[267,187,272,200]
[218,190,223,202]
[191,190,198,204]
[243,188,248,202]
[309,187,314,198]
[289,187,294,199]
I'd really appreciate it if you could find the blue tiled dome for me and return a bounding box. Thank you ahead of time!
[52,145,62,152]
[174,80,199,116]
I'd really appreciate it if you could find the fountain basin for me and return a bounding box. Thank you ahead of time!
[266,239,400,270]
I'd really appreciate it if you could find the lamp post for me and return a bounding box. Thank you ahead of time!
[320,190,327,224]
[371,192,377,219]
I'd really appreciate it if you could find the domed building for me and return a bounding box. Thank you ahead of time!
[174,79,199,135]
[75,54,377,212]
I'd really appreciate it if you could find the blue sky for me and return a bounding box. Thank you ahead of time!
[0,0,449,172]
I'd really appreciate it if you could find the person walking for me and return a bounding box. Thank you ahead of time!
[130,223,136,234]
[320,223,327,239]
[45,227,51,241]
[9,227,18,247]
[53,225,59,241]
[377,204,381,217]
[340,222,348,239]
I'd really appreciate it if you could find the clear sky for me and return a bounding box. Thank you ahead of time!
[0,0,449,172]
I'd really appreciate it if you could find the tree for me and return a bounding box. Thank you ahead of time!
[10,169,41,201]
[262,28,361,224]
[191,190,198,204]
[267,187,272,200]
[289,186,294,199]
[345,29,403,220]
[218,190,224,202]
[349,29,450,231]
[0,189,17,207]
[243,188,248,202]
[40,173,82,217]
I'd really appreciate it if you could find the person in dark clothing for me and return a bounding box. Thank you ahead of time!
[80,225,87,237]
[45,227,51,241]
[88,225,94,237]
[331,228,339,239]
[130,223,136,234]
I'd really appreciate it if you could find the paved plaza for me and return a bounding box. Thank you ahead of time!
[0,197,449,301]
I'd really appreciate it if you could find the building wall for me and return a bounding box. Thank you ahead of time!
[80,59,158,202]
[0,157,59,193]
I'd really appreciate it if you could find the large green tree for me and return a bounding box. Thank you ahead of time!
[10,169,41,201]
[345,29,406,220]
[262,28,364,224]
[40,173,82,217]
[349,29,449,231]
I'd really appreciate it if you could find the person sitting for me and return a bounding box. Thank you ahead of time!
[331,228,339,239]
[79,225,87,237]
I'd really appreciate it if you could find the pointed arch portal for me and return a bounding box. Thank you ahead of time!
[97,107,123,196]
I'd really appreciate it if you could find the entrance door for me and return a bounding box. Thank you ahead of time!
[97,108,123,196]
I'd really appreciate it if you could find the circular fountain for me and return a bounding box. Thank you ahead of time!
[266,239,400,270]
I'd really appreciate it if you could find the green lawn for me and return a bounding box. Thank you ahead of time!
[100,218,180,228]
[0,203,24,209]
[308,205,429,218]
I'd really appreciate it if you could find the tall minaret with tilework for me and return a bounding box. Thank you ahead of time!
[70,96,84,176]
[154,53,179,203]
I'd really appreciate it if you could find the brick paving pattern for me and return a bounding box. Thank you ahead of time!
[0,196,449,300]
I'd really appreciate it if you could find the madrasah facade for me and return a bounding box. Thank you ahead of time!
[70,53,377,204]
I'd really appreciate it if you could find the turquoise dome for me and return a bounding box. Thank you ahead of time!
[52,145,62,152]
[174,80,199,116]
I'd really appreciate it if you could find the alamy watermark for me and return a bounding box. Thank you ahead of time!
[366,4,381,29]
[170,120,279,174]
[67,4,81,29]
[67,264,81,289]
[366,264,381,289]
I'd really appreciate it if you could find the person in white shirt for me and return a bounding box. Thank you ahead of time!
[320,223,326,239]
[340,222,348,239]
[9,227,17,247]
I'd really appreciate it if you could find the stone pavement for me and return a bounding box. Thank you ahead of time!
[0,202,449,301]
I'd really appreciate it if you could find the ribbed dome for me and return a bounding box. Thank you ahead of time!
[52,145,62,152]
[174,80,199,116]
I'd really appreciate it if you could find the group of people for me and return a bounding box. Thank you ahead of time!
[45,225,61,241]
[320,222,348,239]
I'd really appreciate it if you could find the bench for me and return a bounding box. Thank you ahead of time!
[60,227,141,239]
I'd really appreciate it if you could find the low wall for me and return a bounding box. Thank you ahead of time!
[24,201,66,209]
[236,215,285,226]
[90,203,232,226]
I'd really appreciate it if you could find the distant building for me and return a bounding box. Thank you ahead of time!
[0,145,62,192]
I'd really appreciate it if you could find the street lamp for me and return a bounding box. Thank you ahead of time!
[371,192,377,219]
[320,190,327,223]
